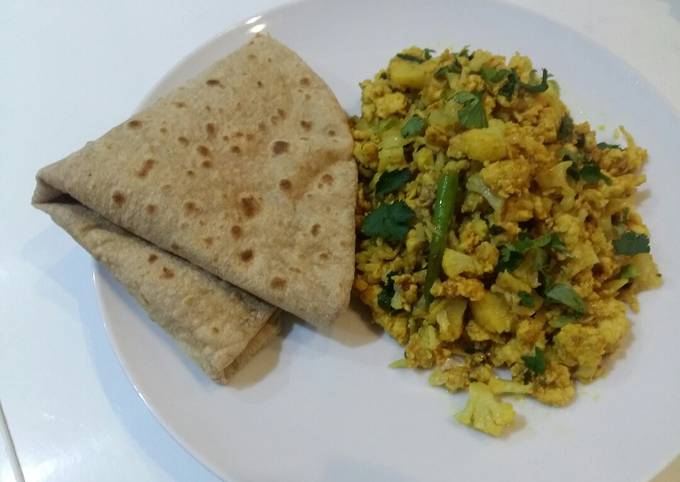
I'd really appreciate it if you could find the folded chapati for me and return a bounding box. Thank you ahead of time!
[34,34,356,326]
[32,34,356,382]
[36,199,279,383]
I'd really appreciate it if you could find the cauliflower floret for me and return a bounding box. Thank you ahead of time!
[455,382,516,436]
[533,362,576,406]
[553,324,607,382]
[375,92,408,118]
[432,276,486,301]
[488,376,533,396]
[481,157,533,197]
[442,249,479,278]
[470,291,515,333]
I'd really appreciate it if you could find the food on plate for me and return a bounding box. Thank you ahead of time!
[33,34,356,380]
[353,45,661,435]
[37,201,279,383]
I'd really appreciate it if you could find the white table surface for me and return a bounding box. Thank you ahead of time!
[2,1,679,481]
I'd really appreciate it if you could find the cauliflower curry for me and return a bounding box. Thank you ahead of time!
[352,46,661,436]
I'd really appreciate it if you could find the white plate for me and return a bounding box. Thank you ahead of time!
[95,0,680,481]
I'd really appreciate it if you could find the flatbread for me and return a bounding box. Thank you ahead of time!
[35,198,279,383]
[33,34,356,326]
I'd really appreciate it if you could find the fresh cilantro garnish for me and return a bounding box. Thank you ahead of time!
[458,46,472,59]
[613,231,650,256]
[518,291,534,308]
[499,71,518,99]
[396,53,424,63]
[434,60,462,79]
[579,163,612,185]
[423,48,435,60]
[557,115,574,141]
[519,68,550,93]
[557,147,586,164]
[375,169,412,198]
[453,91,488,129]
[545,283,586,315]
[597,142,621,149]
[619,264,639,279]
[552,313,578,328]
[497,233,567,272]
[378,272,397,311]
[361,201,415,243]
[480,67,510,84]
[522,347,546,375]
[488,224,505,235]
[401,115,426,137]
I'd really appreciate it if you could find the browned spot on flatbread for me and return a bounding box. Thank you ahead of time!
[136,159,156,178]
[258,122,267,132]
[248,53,257,60]
[322,174,334,185]
[300,120,312,131]
[201,160,213,168]
[270,277,287,289]
[239,249,253,262]
[173,102,187,108]
[328,129,336,137]
[230,145,241,154]
[170,243,180,251]
[206,79,222,87]
[257,80,263,88]
[127,119,142,129]
[183,201,201,215]
[270,116,279,125]
[112,191,125,206]
[319,252,330,260]
[234,132,244,138]
[311,224,321,236]
[290,267,301,274]
[246,133,254,141]
[205,123,217,137]
[230,225,242,239]
[177,136,189,146]
[279,179,292,191]
[272,141,289,155]
[160,267,175,279]
[148,254,158,263]
[212,326,219,334]
[277,108,287,119]
[203,237,214,247]
[300,77,311,86]
[240,196,261,218]
[159,127,167,134]
[145,204,157,215]
[304,93,311,101]
[222,134,230,142]
[186,169,195,177]
[196,145,211,157]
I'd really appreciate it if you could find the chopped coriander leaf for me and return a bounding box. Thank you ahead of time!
[499,70,518,99]
[361,201,415,243]
[396,53,424,63]
[613,231,650,255]
[557,115,574,141]
[375,169,412,198]
[489,224,505,235]
[423,48,435,60]
[579,163,612,185]
[532,247,549,272]
[545,283,586,315]
[597,142,621,149]
[378,272,397,311]
[522,347,546,375]
[435,60,462,79]
[453,91,488,129]
[518,291,535,308]
[458,46,472,59]
[401,115,426,137]
[552,313,578,328]
[497,245,524,272]
[619,264,639,279]
[480,67,510,84]
[519,68,550,93]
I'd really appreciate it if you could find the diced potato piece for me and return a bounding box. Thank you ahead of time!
[388,59,428,89]
[442,249,479,278]
[470,291,515,333]
[448,119,507,162]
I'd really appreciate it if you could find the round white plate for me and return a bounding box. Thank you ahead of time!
[95,0,680,481]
